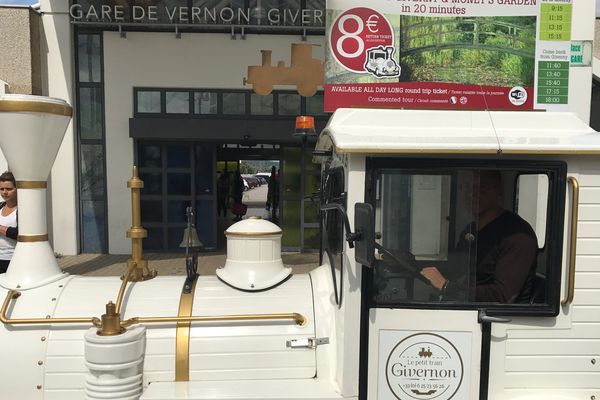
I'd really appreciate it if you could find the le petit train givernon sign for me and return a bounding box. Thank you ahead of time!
[69,3,324,27]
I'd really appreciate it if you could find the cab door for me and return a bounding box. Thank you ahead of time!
[360,160,565,400]
[364,168,481,400]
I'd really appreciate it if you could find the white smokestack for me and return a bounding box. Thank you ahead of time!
[0,94,72,289]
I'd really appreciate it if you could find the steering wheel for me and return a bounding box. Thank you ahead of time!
[374,244,430,285]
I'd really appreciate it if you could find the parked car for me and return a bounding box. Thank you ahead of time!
[242,174,259,188]
[256,172,271,183]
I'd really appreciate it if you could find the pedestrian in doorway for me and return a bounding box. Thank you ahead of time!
[0,171,18,274]
[232,170,245,221]
[266,166,280,221]
[216,170,229,218]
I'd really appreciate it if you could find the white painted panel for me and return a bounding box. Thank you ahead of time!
[575,255,600,272]
[44,356,85,373]
[144,371,173,385]
[574,290,600,305]
[189,335,305,353]
[579,187,600,203]
[44,391,84,400]
[503,373,600,389]
[505,356,598,372]
[143,355,175,372]
[577,221,600,238]
[44,372,85,389]
[503,389,598,399]
[505,339,600,355]
[576,238,600,255]
[574,272,600,288]
[572,306,600,322]
[140,379,346,400]
[189,352,312,370]
[46,339,85,356]
[189,367,316,381]
[578,205,600,221]
[579,171,600,187]
[507,323,600,339]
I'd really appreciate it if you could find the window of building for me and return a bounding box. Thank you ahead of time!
[194,92,218,114]
[79,87,103,140]
[137,91,162,113]
[367,160,566,316]
[135,89,326,117]
[77,34,101,83]
[306,92,325,115]
[76,32,107,252]
[278,93,301,115]
[251,93,274,115]
[166,91,190,114]
[223,92,246,114]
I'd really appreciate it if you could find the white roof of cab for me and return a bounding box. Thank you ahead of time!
[316,109,600,155]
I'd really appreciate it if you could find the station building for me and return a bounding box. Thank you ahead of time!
[0,1,328,255]
[1,1,598,256]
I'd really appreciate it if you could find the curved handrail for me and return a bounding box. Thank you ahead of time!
[562,176,579,305]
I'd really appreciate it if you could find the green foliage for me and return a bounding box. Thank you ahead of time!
[238,161,256,174]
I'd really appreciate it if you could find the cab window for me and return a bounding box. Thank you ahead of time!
[321,166,345,295]
[367,160,565,316]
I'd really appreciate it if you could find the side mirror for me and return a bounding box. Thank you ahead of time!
[354,203,375,268]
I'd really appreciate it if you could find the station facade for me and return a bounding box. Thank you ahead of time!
[1,1,597,256]
[1,1,329,255]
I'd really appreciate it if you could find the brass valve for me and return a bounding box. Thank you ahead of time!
[96,302,124,336]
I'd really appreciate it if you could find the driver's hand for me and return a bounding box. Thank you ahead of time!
[420,266,448,291]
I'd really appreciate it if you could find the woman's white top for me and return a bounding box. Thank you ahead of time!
[0,207,17,260]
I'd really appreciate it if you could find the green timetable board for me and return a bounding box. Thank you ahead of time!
[539,4,572,41]
[537,61,569,104]
[537,1,572,106]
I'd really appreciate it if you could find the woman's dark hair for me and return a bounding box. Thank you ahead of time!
[0,171,16,188]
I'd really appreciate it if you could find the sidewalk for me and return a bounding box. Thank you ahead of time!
[57,251,320,277]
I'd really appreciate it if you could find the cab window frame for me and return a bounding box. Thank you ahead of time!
[320,164,346,306]
[364,158,567,317]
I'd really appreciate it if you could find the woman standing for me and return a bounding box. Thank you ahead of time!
[0,171,17,274]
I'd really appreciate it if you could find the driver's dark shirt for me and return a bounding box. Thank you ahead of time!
[445,210,538,303]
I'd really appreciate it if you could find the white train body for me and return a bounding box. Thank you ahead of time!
[0,98,599,399]
[0,274,322,399]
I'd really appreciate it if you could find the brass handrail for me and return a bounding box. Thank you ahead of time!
[133,313,307,326]
[0,291,99,326]
[0,290,307,329]
[562,176,579,306]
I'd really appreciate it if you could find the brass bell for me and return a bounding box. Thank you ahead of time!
[179,226,203,249]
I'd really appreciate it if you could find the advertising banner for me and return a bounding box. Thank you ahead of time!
[325,0,573,112]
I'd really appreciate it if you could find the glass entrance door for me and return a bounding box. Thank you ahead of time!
[137,141,217,251]
[281,141,320,251]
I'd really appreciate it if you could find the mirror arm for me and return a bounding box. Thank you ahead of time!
[320,203,357,248]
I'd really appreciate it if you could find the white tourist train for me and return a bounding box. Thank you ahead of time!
[0,95,599,400]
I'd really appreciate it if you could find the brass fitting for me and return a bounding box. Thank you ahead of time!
[126,166,156,282]
[97,302,124,336]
